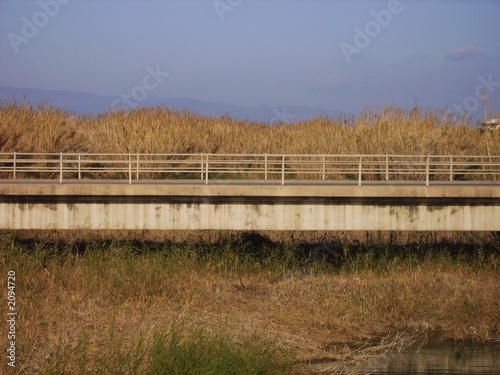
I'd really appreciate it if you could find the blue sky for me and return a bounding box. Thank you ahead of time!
[1,0,499,119]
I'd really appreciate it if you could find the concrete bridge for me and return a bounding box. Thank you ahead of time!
[0,153,499,231]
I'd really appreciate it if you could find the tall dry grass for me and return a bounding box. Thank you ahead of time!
[0,101,86,153]
[0,234,498,373]
[1,100,499,156]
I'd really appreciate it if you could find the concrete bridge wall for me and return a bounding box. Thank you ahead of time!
[0,182,498,231]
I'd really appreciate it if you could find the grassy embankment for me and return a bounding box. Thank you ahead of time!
[0,102,499,373]
[0,232,499,374]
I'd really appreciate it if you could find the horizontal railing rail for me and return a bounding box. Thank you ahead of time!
[0,153,499,186]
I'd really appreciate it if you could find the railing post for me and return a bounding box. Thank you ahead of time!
[322,155,326,180]
[265,153,268,180]
[425,156,430,187]
[13,152,16,179]
[136,154,140,180]
[481,156,486,181]
[128,153,132,185]
[449,156,453,182]
[358,156,362,186]
[281,155,285,186]
[205,154,209,185]
[200,154,204,180]
[385,156,389,181]
[59,152,63,184]
[78,153,81,180]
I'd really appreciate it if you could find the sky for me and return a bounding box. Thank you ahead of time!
[1,0,499,120]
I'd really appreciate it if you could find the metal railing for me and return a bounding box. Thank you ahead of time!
[0,153,499,186]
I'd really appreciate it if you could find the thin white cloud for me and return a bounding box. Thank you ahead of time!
[446,45,481,61]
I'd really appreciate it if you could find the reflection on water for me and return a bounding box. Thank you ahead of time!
[359,338,500,374]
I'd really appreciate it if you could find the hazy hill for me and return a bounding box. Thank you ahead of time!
[0,86,346,123]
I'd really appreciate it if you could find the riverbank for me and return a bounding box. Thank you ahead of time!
[1,232,499,374]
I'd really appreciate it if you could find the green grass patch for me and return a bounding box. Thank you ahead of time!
[39,324,292,375]
[149,325,292,375]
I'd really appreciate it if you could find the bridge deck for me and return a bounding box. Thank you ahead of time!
[0,180,499,199]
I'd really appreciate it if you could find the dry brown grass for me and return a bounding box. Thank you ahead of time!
[1,236,498,374]
[1,101,499,156]
[0,102,86,153]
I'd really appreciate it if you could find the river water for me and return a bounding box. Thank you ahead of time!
[358,338,500,374]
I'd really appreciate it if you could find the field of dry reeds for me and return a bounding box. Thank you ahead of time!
[2,101,500,184]
[1,100,499,156]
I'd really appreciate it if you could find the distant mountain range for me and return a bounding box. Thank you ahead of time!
[0,86,346,123]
